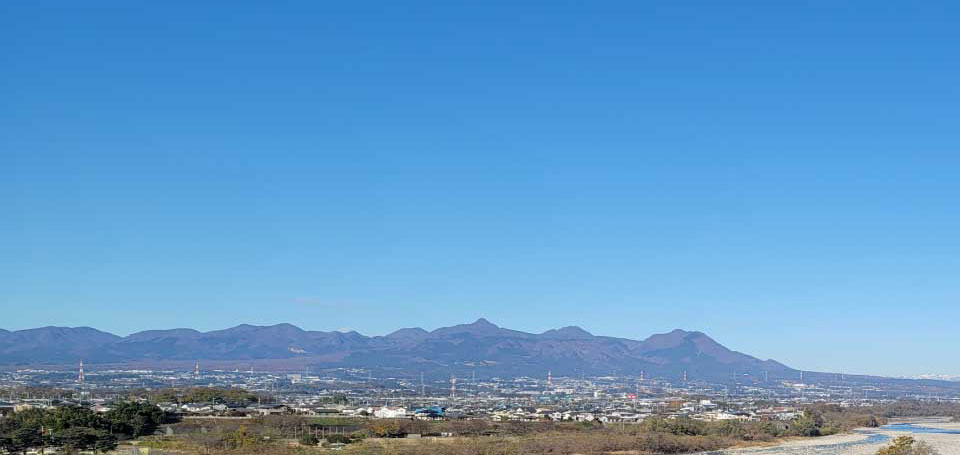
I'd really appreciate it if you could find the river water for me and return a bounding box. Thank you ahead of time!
[880,423,960,435]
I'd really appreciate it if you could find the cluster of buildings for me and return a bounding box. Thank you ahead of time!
[2,366,957,428]
[137,394,806,425]
[0,390,811,427]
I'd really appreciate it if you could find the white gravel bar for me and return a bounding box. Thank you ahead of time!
[704,420,960,455]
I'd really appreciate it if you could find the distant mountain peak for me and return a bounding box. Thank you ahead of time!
[266,323,304,331]
[540,326,594,339]
[385,327,429,339]
[219,323,304,332]
[430,318,503,336]
[226,324,259,331]
[124,328,202,342]
[637,329,748,365]
[638,329,702,351]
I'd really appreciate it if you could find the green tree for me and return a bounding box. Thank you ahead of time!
[93,431,119,454]
[149,387,260,405]
[103,402,166,438]
[45,406,102,433]
[789,414,821,437]
[299,433,319,446]
[55,427,117,454]
[10,426,45,455]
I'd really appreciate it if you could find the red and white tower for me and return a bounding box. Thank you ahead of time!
[78,360,85,384]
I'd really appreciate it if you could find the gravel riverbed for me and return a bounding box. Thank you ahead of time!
[704,420,960,455]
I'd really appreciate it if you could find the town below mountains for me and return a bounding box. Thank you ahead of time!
[1,319,957,391]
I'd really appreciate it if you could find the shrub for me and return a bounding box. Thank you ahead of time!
[877,436,940,455]
[299,433,319,446]
[326,434,352,444]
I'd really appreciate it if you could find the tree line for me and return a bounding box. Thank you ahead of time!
[0,402,169,454]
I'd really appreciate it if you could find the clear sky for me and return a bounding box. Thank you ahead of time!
[2,1,958,378]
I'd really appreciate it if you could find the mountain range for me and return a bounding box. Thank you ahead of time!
[0,320,952,388]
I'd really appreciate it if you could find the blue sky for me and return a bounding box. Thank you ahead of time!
[2,1,958,378]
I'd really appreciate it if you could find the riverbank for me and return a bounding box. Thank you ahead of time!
[704,419,960,455]
[887,420,960,455]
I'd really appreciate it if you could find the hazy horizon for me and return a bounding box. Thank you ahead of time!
[4,2,958,379]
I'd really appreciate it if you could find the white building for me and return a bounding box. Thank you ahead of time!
[374,406,408,419]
